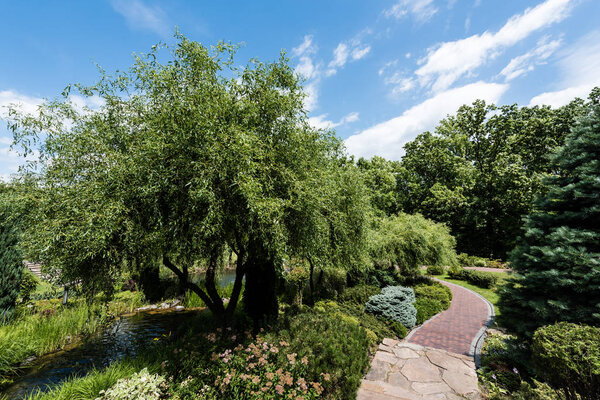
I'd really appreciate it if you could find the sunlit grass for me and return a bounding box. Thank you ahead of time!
[436,271,511,319]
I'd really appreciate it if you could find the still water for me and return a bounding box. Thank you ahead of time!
[3,271,238,399]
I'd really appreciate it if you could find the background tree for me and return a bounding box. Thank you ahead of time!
[499,90,600,339]
[369,213,457,278]
[0,184,23,322]
[7,34,369,325]
[398,96,590,258]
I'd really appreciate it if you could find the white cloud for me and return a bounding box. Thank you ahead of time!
[303,81,319,113]
[292,35,316,57]
[328,38,371,74]
[529,31,600,107]
[295,56,317,80]
[0,90,44,119]
[416,0,573,92]
[501,36,562,81]
[352,46,371,61]
[329,43,349,69]
[308,112,360,130]
[345,81,508,160]
[385,0,438,23]
[384,73,416,95]
[110,0,169,37]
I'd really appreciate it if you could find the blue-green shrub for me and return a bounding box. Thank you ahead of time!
[365,286,416,329]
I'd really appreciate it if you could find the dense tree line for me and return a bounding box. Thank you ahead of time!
[358,92,597,258]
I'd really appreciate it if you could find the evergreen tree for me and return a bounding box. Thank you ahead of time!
[499,94,600,339]
[0,208,23,322]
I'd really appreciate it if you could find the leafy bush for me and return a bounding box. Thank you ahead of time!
[339,285,381,305]
[367,268,402,288]
[283,311,370,399]
[314,300,407,346]
[474,259,487,268]
[487,259,507,269]
[425,265,445,275]
[414,283,452,309]
[313,268,347,301]
[532,322,600,400]
[97,368,166,400]
[369,213,457,277]
[19,270,40,302]
[448,267,498,288]
[413,283,452,324]
[365,286,416,329]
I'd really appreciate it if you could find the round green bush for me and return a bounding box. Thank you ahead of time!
[425,265,445,275]
[339,285,381,305]
[532,322,600,400]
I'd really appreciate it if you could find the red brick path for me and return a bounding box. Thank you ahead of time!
[407,281,489,356]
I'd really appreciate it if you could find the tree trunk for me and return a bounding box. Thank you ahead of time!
[307,256,315,306]
[162,255,224,318]
[225,249,246,321]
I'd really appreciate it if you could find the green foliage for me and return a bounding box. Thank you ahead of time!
[369,213,457,277]
[19,269,39,303]
[97,368,165,400]
[499,95,600,338]
[0,203,23,322]
[339,284,381,305]
[365,286,417,329]
[414,283,452,309]
[413,283,452,324]
[425,265,445,275]
[312,267,347,301]
[314,300,407,346]
[532,323,600,400]
[0,302,109,381]
[283,311,370,399]
[448,267,498,288]
[367,267,402,288]
[399,95,593,258]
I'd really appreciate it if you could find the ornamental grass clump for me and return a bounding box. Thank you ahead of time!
[364,286,417,329]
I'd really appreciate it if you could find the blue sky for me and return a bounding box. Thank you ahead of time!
[1,0,599,180]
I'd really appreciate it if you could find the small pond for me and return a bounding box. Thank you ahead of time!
[3,271,239,399]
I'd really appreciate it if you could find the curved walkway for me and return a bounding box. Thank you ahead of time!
[357,281,494,399]
[406,280,493,359]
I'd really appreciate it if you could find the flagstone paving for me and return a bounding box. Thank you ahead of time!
[358,341,479,399]
[358,281,494,399]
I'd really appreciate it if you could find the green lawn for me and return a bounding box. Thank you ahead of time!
[436,271,511,318]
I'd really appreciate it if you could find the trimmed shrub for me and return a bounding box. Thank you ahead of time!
[414,283,452,324]
[414,284,452,309]
[339,285,381,305]
[425,265,445,275]
[97,368,166,400]
[448,267,498,288]
[532,322,600,400]
[474,259,487,268]
[365,286,416,329]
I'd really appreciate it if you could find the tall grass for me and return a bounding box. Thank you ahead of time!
[0,303,109,381]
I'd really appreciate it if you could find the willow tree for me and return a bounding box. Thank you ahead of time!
[8,34,369,324]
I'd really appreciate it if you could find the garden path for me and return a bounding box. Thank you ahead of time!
[357,281,494,399]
